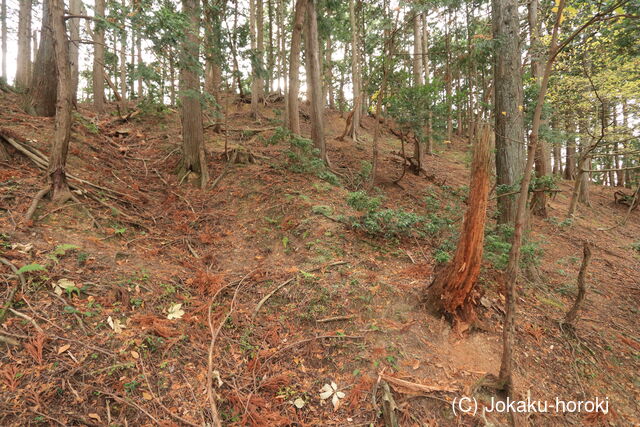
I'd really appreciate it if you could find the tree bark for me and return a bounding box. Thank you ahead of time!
[348,0,361,142]
[68,0,81,105]
[424,125,492,324]
[412,13,424,86]
[49,0,73,203]
[16,0,32,89]
[564,114,577,179]
[498,0,565,395]
[119,0,127,113]
[563,242,592,326]
[493,0,525,225]
[305,0,326,162]
[30,0,58,116]
[529,0,549,218]
[250,0,264,119]
[1,0,6,80]
[287,0,305,135]
[93,0,105,112]
[180,0,209,188]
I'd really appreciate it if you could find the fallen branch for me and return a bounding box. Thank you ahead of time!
[93,389,160,425]
[252,261,347,320]
[379,373,458,394]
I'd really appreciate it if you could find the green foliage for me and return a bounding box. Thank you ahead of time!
[484,225,543,270]
[285,134,340,186]
[49,244,79,263]
[347,191,382,212]
[17,263,46,275]
[346,192,423,238]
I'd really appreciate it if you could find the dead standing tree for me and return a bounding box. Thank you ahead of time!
[423,125,492,325]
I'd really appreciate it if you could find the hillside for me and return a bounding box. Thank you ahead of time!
[1,92,639,426]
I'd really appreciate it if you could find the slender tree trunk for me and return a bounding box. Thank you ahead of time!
[266,0,273,93]
[119,0,127,113]
[551,116,562,175]
[348,0,360,142]
[563,242,592,326]
[498,0,564,395]
[444,11,453,144]
[424,125,492,323]
[68,0,81,105]
[324,37,334,109]
[250,0,264,119]
[493,0,525,225]
[287,0,305,134]
[30,0,58,116]
[136,29,142,98]
[16,0,32,89]
[1,0,6,80]
[529,0,549,218]
[305,0,326,162]
[564,113,577,179]
[412,13,424,86]
[93,0,105,112]
[180,0,208,188]
[49,0,73,203]
[422,12,433,154]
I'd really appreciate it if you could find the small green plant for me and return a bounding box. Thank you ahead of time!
[49,244,79,262]
[124,379,141,394]
[285,135,340,185]
[484,225,543,270]
[347,191,427,238]
[16,263,46,275]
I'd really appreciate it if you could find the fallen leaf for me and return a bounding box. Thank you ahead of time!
[142,392,153,401]
[57,344,71,355]
[88,413,102,422]
[167,303,185,320]
[293,397,305,409]
[107,316,126,333]
[131,351,140,359]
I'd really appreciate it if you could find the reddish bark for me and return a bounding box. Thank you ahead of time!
[423,125,491,323]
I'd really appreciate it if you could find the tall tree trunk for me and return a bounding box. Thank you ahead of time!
[348,0,360,142]
[423,125,492,323]
[498,0,564,396]
[551,115,562,175]
[305,0,326,162]
[529,0,549,218]
[93,0,105,112]
[180,0,209,188]
[16,0,32,89]
[493,0,525,224]
[412,13,424,86]
[119,0,127,113]
[444,10,453,144]
[136,28,143,98]
[564,113,577,179]
[68,0,81,105]
[266,0,273,93]
[250,0,264,119]
[30,0,58,116]
[287,0,305,134]
[324,37,334,109]
[422,12,433,155]
[1,0,6,80]
[49,0,73,203]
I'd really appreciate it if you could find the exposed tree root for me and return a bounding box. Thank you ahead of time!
[24,187,51,221]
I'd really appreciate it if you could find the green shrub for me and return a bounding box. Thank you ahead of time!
[285,135,340,185]
[484,225,543,270]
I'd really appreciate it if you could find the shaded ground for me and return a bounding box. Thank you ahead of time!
[1,92,638,426]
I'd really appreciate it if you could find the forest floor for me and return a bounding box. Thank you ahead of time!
[0,92,639,426]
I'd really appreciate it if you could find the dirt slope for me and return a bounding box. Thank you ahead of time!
[0,92,638,426]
